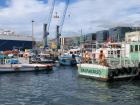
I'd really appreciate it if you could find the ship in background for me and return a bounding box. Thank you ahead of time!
[0,29,33,51]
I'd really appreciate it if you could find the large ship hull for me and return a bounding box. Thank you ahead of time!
[0,39,33,51]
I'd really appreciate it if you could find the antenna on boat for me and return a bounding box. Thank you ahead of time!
[31,20,35,49]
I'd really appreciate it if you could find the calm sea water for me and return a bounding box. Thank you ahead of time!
[0,66,140,105]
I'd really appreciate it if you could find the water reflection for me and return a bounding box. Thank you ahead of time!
[77,78,140,105]
[0,66,139,105]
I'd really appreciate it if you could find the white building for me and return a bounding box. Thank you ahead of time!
[125,31,140,42]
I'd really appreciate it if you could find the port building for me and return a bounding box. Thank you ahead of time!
[0,30,33,51]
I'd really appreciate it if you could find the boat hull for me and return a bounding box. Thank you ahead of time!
[77,64,139,81]
[59,56,81,66]
[0,64,53,73]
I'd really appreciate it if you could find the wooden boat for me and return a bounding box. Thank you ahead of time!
[0,63,53,73]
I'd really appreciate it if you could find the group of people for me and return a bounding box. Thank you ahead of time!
[82,50,108,66]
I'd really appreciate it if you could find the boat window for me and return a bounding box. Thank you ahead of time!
[139,45,140,51]
[108,51,110,55]
[135,45,138,52]
[117,50,120,57]
[130,45,134,52]
[70,51,73,54]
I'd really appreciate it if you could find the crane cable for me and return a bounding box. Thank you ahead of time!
[47,0,55,31]
[59,0,70,35]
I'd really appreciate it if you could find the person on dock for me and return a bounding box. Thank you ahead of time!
[98,50,108,66]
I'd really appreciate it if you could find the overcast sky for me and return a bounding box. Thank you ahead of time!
[0,0,140,40]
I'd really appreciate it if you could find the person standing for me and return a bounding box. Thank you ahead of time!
[98,50,107,66]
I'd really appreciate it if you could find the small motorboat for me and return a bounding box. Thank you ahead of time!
[59,48,81,66]
[59,55,81,66]
[29,53,55,64]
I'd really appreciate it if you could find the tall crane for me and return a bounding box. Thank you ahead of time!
[43,0,55,48]
[56,0,70,50]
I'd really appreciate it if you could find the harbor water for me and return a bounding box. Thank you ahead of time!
[0,66,140,105]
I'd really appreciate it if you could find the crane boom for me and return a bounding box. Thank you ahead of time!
[59,0,69,34]
[47,0,55,31]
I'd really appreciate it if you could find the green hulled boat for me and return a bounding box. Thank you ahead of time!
[78,42,140,81]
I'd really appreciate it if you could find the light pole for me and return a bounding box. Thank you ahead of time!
[32,20,35,49]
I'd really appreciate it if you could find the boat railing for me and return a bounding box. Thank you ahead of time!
[80,56,137,68]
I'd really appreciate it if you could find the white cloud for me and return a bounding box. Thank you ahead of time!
[0,0,140,40]
[0,0,49,40]
[63,0,140,35]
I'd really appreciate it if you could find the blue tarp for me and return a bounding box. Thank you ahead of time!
[8,59,19,64]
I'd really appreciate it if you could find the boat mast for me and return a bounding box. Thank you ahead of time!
[32,20,35,49]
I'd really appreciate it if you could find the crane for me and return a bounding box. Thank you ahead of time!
[56,0,70,50]
[43,0,55,48]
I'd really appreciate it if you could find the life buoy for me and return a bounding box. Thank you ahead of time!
[34,66,39,71]
[14,66,20,71]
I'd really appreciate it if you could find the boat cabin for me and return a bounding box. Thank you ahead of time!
[125,42,140,61]
[92,43,124,60]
